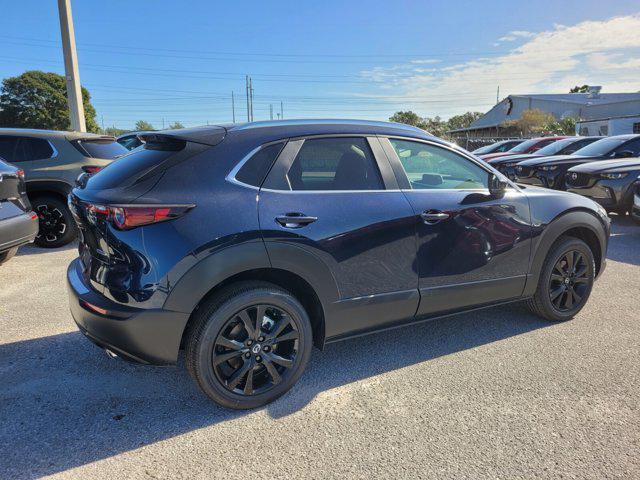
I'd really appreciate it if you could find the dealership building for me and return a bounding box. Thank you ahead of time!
[450,89,640,139]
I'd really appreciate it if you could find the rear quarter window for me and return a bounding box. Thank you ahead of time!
[235,142,284,187]
[73,140,128,159]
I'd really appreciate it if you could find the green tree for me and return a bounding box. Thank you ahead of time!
[541,116,578,135]
[446,111,483,131]
[168,121,184,129]
[101,126,126,137]
[0,70,98,132]
[389,111,427,129]
[570,85,590,93]
[134,120,154,131]
[503,109,556,136]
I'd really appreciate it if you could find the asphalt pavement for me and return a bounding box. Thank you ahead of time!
[1,216,638,479]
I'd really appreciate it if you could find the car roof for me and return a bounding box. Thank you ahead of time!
[0,128,115,142]
[144,119,437,147]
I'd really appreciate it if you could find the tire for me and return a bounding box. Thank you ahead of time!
[527,237,595,322]
[32,195,77,248]
[0,247,18,265]
[185,281,313,409]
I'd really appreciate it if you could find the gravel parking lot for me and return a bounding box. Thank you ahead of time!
[1,217,639,479]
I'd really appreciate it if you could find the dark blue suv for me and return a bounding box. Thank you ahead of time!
[67,120,610,409]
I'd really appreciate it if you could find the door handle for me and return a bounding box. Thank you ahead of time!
[420,210,450,224]
[276,213,318,228]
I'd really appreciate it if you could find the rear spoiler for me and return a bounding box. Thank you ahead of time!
[66,135,117,143]
[138,126,227,147]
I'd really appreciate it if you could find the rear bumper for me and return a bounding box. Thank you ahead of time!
[67,257,190,364]
[0,211,38,253]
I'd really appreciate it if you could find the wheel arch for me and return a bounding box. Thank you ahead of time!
[25,180,72,202]
[524,208,608,296]
[165,241,339,350]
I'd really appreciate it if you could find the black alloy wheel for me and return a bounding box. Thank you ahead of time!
[548,250,590,312]
[32,195,77,248]
[185,281,313,409]
[527,237,595,321]
[213,304,299,396]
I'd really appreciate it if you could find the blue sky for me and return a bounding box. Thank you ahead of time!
[1,0,639,129]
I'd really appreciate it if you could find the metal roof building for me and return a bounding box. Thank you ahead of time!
[450,91,640,138]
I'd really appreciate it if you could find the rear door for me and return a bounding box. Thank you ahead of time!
[259,136,419,339]
[380,137,532,316]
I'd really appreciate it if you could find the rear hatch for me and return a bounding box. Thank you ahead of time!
[69,127,225,297]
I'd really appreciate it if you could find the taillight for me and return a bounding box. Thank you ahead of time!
[16,169,25,180]
[82,165,102,174]
[82,202,193,230]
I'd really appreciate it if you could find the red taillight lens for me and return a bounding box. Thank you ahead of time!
[82,165,102,174]
[81,202,192,230]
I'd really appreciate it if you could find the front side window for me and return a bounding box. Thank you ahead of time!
[615,138,640,156]
[389,139,488,190]
[287,137,383,191]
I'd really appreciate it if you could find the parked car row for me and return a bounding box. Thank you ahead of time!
[477,134,640,217]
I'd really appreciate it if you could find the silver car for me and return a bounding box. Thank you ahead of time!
[0,129,127,247]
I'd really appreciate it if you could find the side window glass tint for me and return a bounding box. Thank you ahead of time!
[0,136,20,162]
[24,138,54,160]
[389,139,488,190]
[236,142,284,187]
[287,137,383,191]
[620,139,640,155]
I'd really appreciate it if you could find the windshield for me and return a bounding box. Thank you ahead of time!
[573,137,629,157]
[75,140,129,159]
[509,138,543,153]
[473,143,500,154]
[535,138,576,155]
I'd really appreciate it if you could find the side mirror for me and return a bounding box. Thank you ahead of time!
[614,150,634,159]
[489,173,508,196]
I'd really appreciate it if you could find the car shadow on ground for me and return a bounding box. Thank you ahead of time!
[0,303,549,479]
[606,215,640,266]
[16,241,78,256]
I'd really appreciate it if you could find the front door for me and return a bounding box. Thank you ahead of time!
[259,136,419,339]
[380,137,532,316]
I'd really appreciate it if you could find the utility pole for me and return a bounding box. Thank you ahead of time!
[249,77,254,122]
[280,101,283,120]
[101,115,104,131]
[269,104,273,120]
[496,86,500,104]
[231,91,236,123]
[57,0,86,132]
[245,76,250,122]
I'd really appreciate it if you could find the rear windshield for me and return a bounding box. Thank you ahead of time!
[74,140,128,159]
[85,147,174,190]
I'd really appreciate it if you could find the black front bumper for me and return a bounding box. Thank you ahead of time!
[67,258,190,364]
[567,178,633,211]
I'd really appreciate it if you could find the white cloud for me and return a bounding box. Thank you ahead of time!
[497,30,536,43]
[360,14,640,118]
